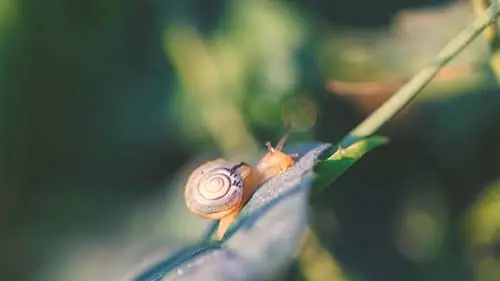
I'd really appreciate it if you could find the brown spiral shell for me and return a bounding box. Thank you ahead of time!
[184,159,245,220]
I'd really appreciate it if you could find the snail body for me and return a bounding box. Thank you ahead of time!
[184,128,297,240]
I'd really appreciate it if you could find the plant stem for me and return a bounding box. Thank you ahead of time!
[471,0,500,82]
[338,1,500,148]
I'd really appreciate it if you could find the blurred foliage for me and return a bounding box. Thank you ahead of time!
[2,0,500,281]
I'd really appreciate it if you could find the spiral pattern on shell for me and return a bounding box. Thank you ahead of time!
[184,159,245,219]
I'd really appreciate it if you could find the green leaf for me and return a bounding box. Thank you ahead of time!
[128,143,332,281]
[312,136,388,192]
[126,140,385,281]
[131,242,223,281]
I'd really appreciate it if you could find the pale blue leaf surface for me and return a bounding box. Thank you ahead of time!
[128,142,332,281]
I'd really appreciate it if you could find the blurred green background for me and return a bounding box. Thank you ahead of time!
[1,0,500,280]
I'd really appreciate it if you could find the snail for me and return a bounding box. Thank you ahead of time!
[184,126,298,240]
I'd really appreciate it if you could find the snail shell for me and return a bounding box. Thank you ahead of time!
[183,126,297,239]
[184,159,247,220]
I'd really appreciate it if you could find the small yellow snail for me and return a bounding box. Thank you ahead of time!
[184,126,298,240]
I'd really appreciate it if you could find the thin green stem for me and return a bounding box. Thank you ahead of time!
[471,0,500,82]
[338,1,500,147]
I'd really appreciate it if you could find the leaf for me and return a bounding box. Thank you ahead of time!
[127,139,384,281]
[131,242,223,281]
[125,143,327,281]
[312,136,389,193]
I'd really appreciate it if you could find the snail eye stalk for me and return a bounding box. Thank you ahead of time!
[274,123,292,151]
